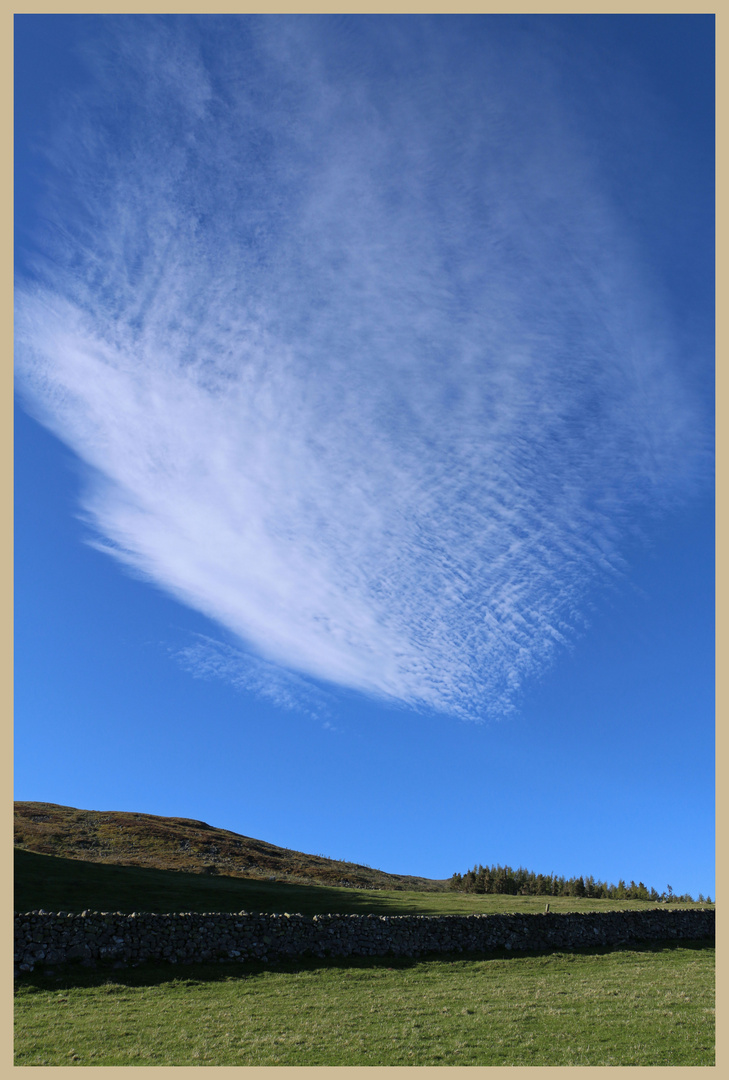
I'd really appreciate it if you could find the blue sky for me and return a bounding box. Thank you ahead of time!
[14,15,714,898]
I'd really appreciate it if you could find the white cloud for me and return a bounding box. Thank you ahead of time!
[173,634,332,719]
[15,17,711,719]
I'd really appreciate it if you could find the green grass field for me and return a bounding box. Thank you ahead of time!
[14,848,708,916]
[14,942,714,1066]
[15,847,714,1066]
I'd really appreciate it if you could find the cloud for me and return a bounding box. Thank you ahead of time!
[15,16,711,719]
[172,634,332,719]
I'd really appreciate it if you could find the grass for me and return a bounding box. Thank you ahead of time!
[15,813,714,1067]
[14,941,714,1066]
[15,848,708,916]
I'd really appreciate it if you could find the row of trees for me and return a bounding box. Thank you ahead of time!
[449,863,709,904]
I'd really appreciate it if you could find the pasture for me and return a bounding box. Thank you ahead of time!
[15,847,714,1066]
[14,848,707,917]
[15,942,714,1066]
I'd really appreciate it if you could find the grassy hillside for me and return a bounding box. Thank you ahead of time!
[15,848,707,917]
[15,802,712,917]
[15,801,443,892]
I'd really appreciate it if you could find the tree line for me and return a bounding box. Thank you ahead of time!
[449,863,710,904]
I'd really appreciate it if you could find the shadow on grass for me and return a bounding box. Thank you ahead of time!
[16,850,712,919]
[16,938,714,993]
[14,848,422,917]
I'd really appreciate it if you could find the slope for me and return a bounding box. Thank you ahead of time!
[14,801,445,892]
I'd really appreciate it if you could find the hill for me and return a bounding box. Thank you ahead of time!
[14,801,445,892]
[17,847,700,918]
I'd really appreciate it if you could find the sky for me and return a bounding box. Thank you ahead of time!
[14,14,714,898]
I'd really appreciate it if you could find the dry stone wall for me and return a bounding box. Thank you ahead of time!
[15,908,714,973]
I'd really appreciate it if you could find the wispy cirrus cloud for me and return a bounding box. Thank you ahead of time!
[15,16,711,718]
[172,634,332,719]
